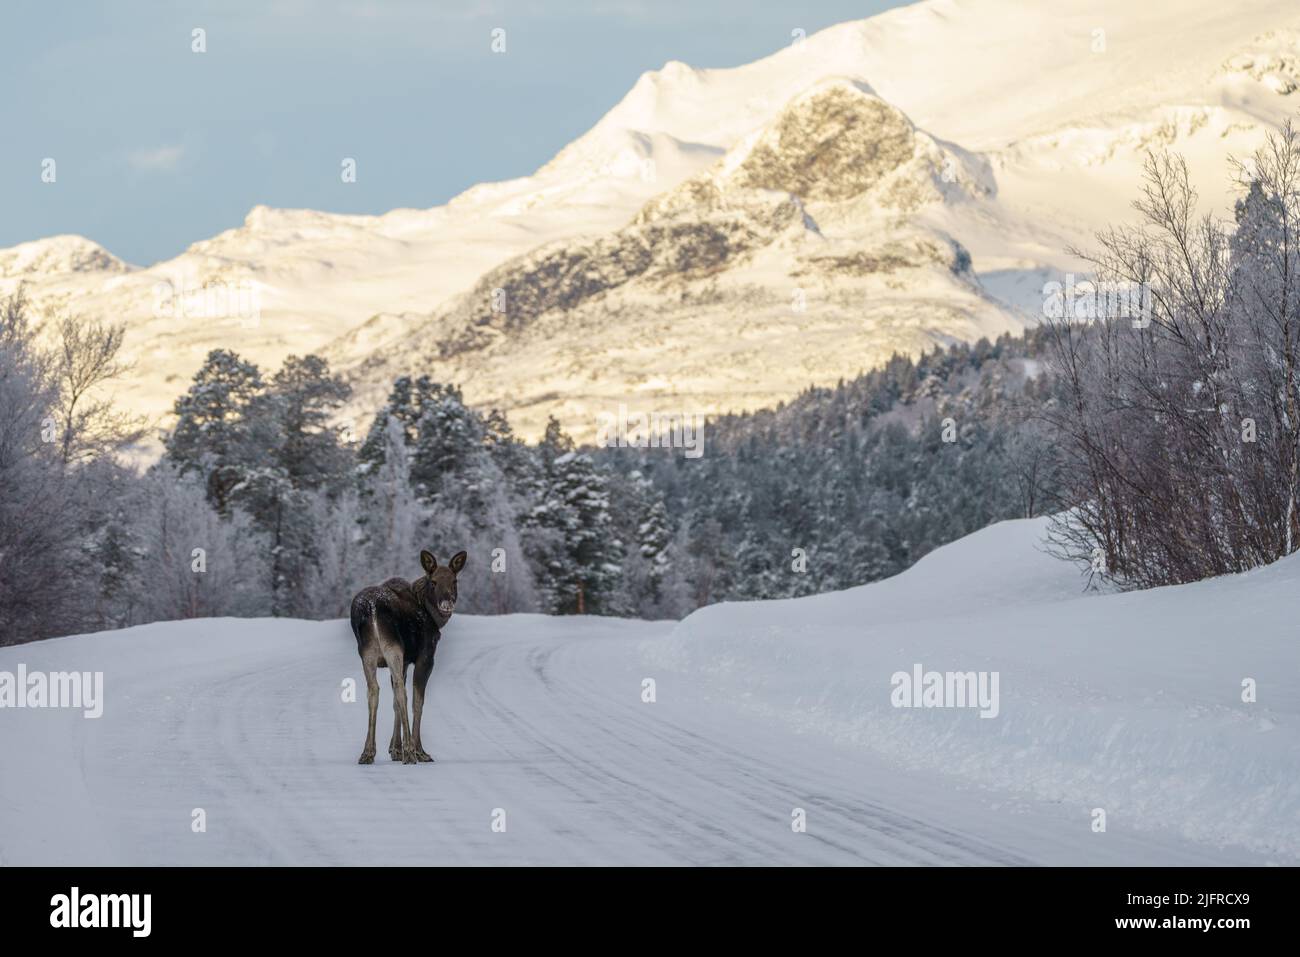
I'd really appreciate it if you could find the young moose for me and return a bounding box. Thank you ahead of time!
[350,549,466,765]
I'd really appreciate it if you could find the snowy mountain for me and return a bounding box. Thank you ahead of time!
[1,516,1292,864]
[5,0,1300,439]
[335,78,1012,433]
[0,235,130,278]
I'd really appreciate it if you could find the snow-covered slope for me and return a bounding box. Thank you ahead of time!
[6,0,1300,439]
[0,517,1292,865]
[648,518,1300,858]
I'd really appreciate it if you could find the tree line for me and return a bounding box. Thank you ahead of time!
[0,277,1056,644]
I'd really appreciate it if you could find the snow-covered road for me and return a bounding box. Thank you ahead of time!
[0,609,1274,865]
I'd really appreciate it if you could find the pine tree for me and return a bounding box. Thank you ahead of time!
[227,465,302,615]
[357,375,421,475]
[529,447,622,614]
[409,381,484,503]
[622,470,673,605]
[638,497,672,600]
[165,349,264,513]
[539,414,574,466]
[269,354,351,492]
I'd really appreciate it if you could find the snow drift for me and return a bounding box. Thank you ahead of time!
[645,517,1300,857]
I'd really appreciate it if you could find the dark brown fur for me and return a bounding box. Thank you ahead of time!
[350,549,466,765]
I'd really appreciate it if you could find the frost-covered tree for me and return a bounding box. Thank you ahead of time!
[128,465,269,622]
[357,415,430,579]
[0,289,84,641]
[49,313,146,464]
[299,487,370,619]
[357,378,412,475]
[356,380,541,614]
[1043,123,1300,587]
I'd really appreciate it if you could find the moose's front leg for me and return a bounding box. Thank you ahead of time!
[411,658,435,762]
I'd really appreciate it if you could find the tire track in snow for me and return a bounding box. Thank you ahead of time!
[517,634,1030,864]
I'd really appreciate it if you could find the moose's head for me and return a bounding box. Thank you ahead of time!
[420,549,466,625]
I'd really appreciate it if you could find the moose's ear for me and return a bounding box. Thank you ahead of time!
[449,550,467,573]
[420,550,437,574]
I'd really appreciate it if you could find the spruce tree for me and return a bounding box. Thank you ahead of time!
[165,349,264,513]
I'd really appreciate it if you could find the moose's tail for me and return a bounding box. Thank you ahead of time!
[348,590,374,645]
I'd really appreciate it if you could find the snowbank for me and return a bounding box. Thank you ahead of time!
[644,518,1300,857]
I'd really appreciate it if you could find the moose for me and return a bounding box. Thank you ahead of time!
[350,549,467,765]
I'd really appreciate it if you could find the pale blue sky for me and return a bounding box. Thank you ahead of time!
[1,0,902,265]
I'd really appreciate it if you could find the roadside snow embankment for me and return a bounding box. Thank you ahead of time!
[645,518,1300,856]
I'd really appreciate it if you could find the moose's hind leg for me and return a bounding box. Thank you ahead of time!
[376,630,417,765]
[358,643,380,765]
[389,665,417,765]
[388,701,402,761]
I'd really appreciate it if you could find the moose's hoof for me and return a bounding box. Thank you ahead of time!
[358,751,375,765]
[401,748,418,765]
[415,749,434,763]
[388,749,401,762]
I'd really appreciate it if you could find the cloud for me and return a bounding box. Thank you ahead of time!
[127,145,185,172]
